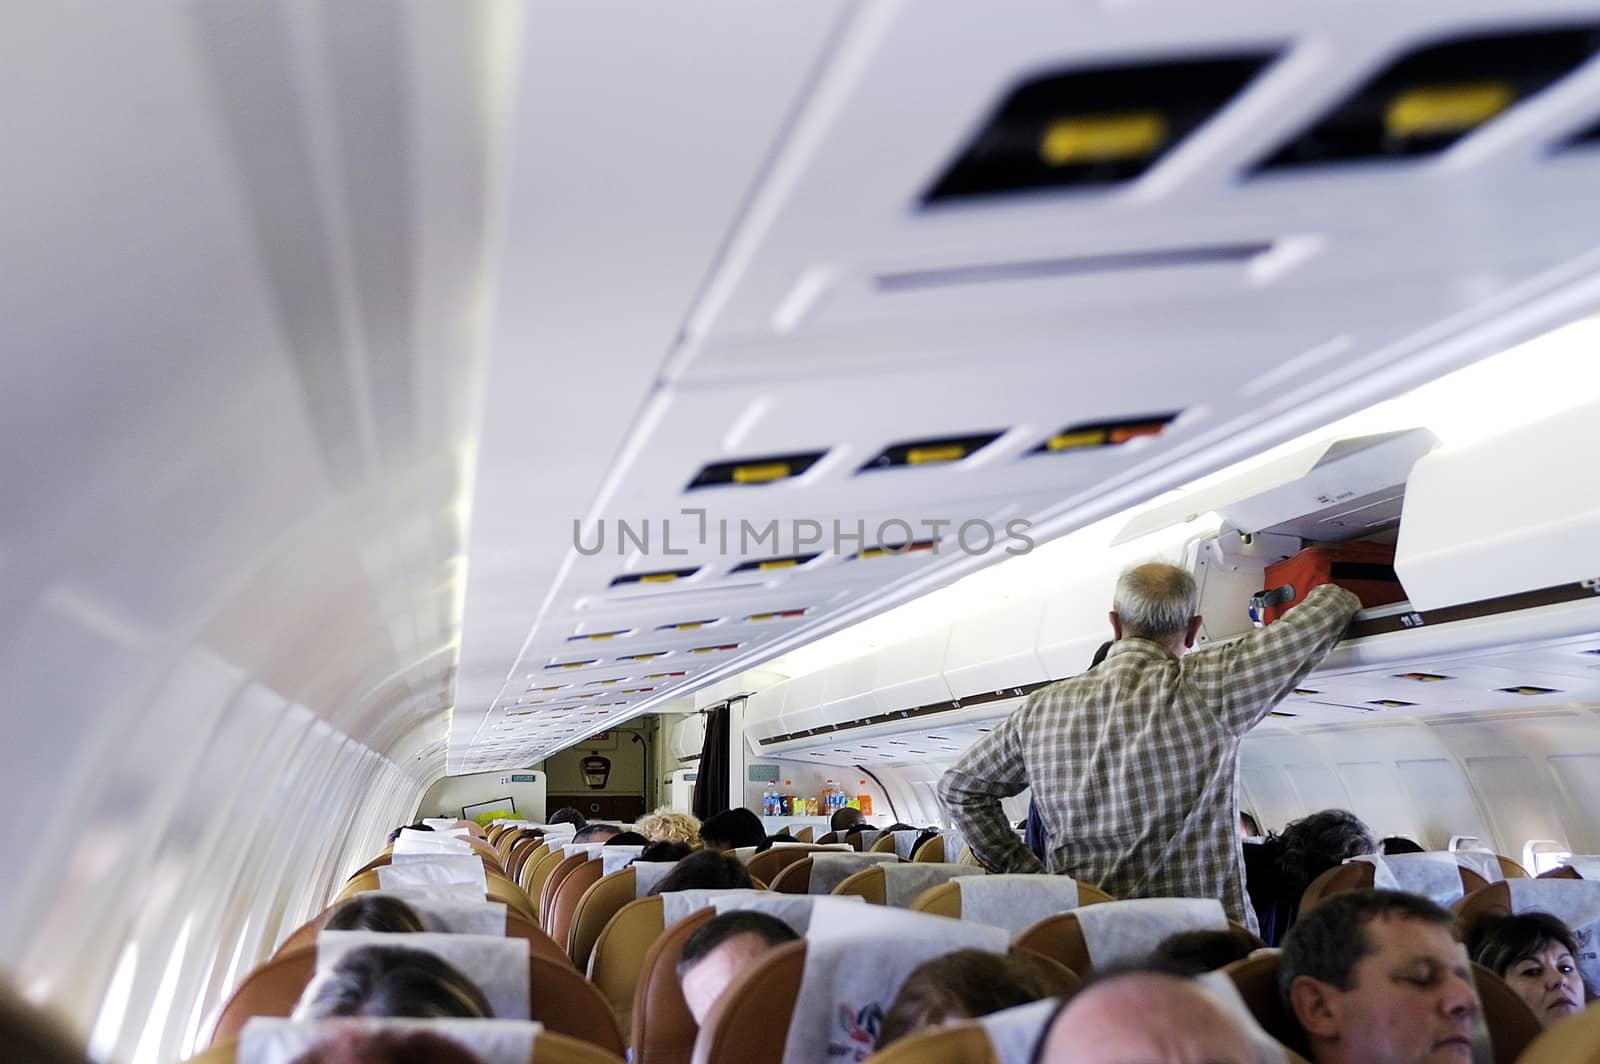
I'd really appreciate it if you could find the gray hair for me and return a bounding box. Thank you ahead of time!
[1113,563,1199,641]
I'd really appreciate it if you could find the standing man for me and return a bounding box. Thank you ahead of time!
[936,562,1360,931]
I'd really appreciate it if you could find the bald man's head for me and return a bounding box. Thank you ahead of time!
[1037,973,1254,1064]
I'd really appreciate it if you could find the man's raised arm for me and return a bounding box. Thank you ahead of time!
[935,711,1044,874]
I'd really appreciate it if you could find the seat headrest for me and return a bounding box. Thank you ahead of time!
[1451,851,1505,885]
[660,889,862,934]
[1074,898,1227,971]
[1561,855,1600,879]
[376,856,488,897]
[632,862,677,898]
[357,890,507,935]
[785,904,1010,1062]
[1507,879,1600,989]
[600,847,645,875]
[239,1017,540,1064]
[1349,853,1467,906]
[309,931,529,1021]
[955,875,1082,933]
[879,863,983,906]
[977,998,1059,1064]
[809,853,898,895]
[396,829,475,855]
[562,843,607,860]
[1196,971,1300,1064]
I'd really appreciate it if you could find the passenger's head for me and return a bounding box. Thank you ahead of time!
[1382,836,1427,856]
[605,830,650,847]
[648,850,754,895]
[547,807,587,829]
[571,823,621,844]
[1148,928,1262,976]
[1280,889,1477,1064]
[1110,563,1201,654]
[830,806,864,833]
[288,1029,486,1064]
[877,949,1070,1049]
[323,896,426,934]
[1239,811,1261,839]
[698,808,767,851]
[637,808,701,847]
[676,911,799,1024]
[639,840,694,864]
[297,945,492,1020]
[1469,913,1588,1027]
[386,823,433,845]
[1037,971,1253,1063]
[1278,809,1378,891]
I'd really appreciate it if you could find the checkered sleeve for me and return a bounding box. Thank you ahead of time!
[935,706,1046,874]
[1196,582,1363,732]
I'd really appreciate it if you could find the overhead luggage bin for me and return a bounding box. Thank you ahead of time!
[941,590,1050,699]
[1394,399,1600,612]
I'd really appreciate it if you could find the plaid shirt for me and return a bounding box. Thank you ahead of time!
[936,584,1361,930]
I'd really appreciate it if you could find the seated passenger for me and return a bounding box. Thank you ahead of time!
[385,822,434,845]
[296,945,492,1020]
[648,850,754,895]
[1469,912,1590,1027]
[637,807,702,847]
[288,1029,485,1064]
[1244,808,1377,945]
[698,808,767,852]
[638,840,693,864]
[605,830,650,847]
[1036,970,1254,1064]
[676,911,799,1024]
[547,806,587,829]
[571,823,622,844]
[1280,889,1477,1064]
[876,948,1072,1049]
[1147,928,1261,976]
[1382,836,1427,856]
[322,896,425,934]
[830,806,864,834]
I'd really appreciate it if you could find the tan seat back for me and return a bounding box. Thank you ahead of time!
[911,834,945,862]
[207,944,624,1056]
[272,907,566,967]
[333,870,537,925]
[864,1021,1003,1064]
[548,859,606,957]
[523,845,566,899]
[745,845,824,886]
[908,879,1113,920]
[1299,861,1488,915]
[1012,909,1260,978]
[1473,962,1543,1064]
[792,826,813,843]
[507,837,546,882]
[814,831,839,846]
[541,853,592,927]
[187,1028,624,1064]
[1517,996,1600,1063]
[568,867,638,970]
[869,833,897,854]
[590,896,667,1034]
[690,939,805,1064]
[832,865,888,904]
[1496,855,1531,879]
[634,905,716,1064]
[766,857,813,895]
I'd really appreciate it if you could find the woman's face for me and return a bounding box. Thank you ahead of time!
[1502,942,1585,1027]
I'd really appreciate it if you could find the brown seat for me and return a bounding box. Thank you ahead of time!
[766,857,815,895]
[548,858,606,957]
[745,845,827,886]
[541,853,593,927]
[814,831,839,846]
[562,864,630,968]
[207,944,624,1056]
[508,837,546,882]
[1454,878,1600,948]
[332,870,537,925]
[1298,861,1488,915]
[272,905,567,967]
[792,826,813,843]
[1496,855,1531,879]
[869,832,899,854]
[911,835,946,862]
[186,1028,624,1064]
[689,939,805,1064]
[633,904,717,1064]
[1224,948,1538,1064]
[1012,905,1261,978]
[1517,995,1600,1063]
[1539,865,1584,880]
[589,896,670,1035]
[523,846,568,901]
[864,1021,1005,1064]
[832,863,985,906]
[908,879,1114,920]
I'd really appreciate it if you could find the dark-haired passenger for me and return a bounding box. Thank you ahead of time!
[323,896,425,934]
[877,949,1072,1050]
[649,850,753,896]
[1280,889,1477,1064]
[638,840,693,864]
[547,806,587,829]
[288,1029,485,1064]
[571,822,621,844]
[295,945,492,1020]
[385,822,434,846]
[1470,912,1590,1027]
[1244,808,1378,945]
[605,830,650,847]
[676,911,798,1025]
[830,806,864,834]
[698,808,767,852]
[1148,927,1261,976]
[1382,836,1427,856]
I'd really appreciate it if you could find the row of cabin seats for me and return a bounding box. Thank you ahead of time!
[189,819,625,1064]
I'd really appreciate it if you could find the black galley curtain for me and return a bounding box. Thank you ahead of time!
[692,700,733,821]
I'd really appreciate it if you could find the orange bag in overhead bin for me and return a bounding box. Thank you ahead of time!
[1258,541,1406,624]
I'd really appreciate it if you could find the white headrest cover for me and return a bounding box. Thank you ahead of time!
[878,863,984,907]
[601,846,645,875]
[395,828,474,855]
[956,875,1082,933]
[422,818,464,831]
[309,931,529,1021]
[562,842,607,860]
[1508,879,1600,991]
[1074,898,1228,971]
[1564,855,1600,880]
[786,904,1009,1063]
[239,1017,539,1064]
[730,845,760,863]
[375,856,487,897]
[633,862,677,898]
[978,999,1059,1064]
[1353,853,1465,907]
[890,830,922,860]
[351,891,507,936]
[1451,850,1505,884]
[809,853,899,895]
[658,888,864,933]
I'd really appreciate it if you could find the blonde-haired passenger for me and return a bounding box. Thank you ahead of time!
[636,807,701,847]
